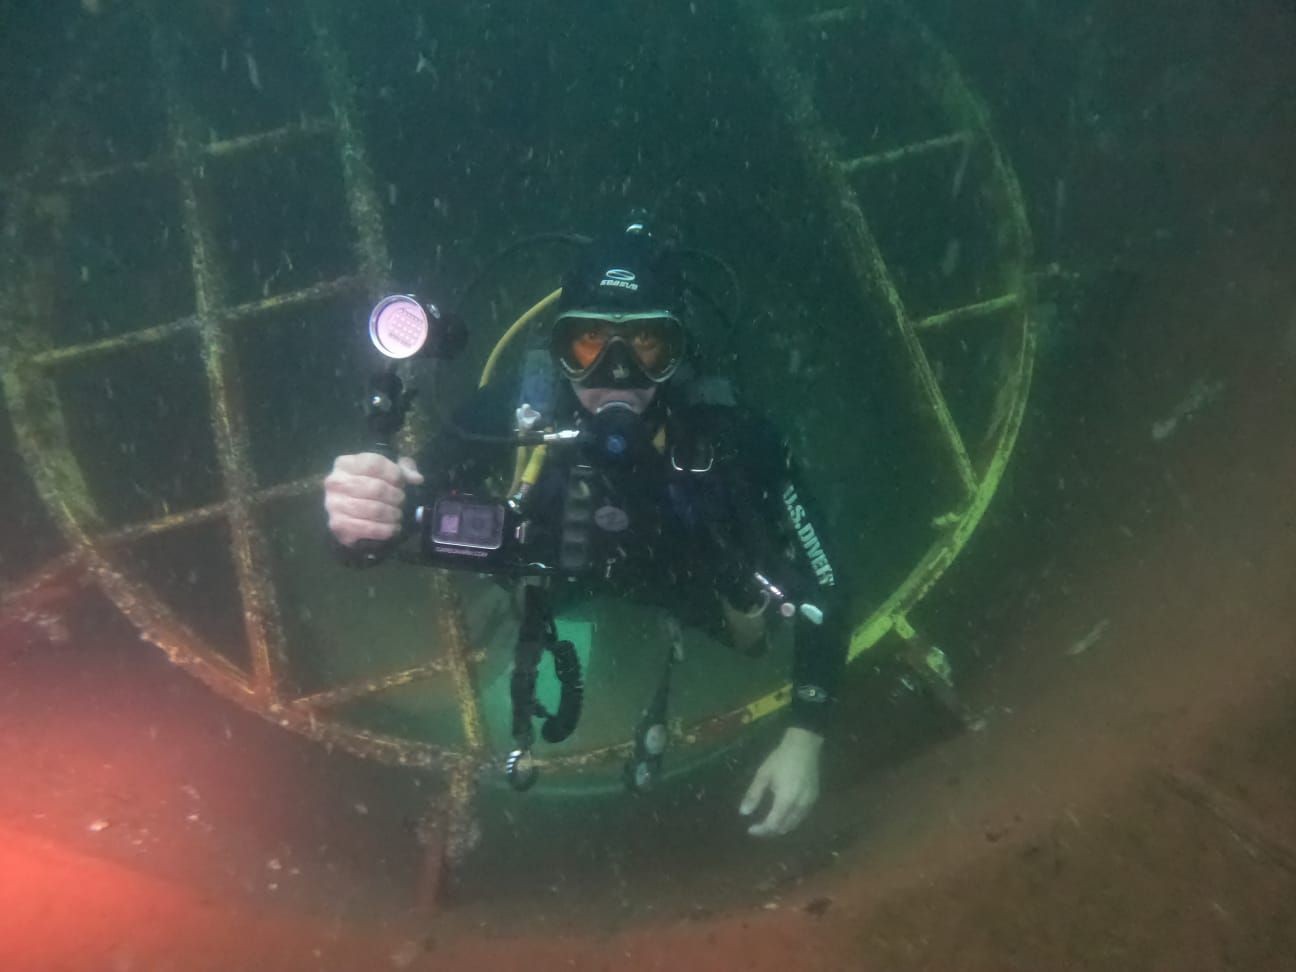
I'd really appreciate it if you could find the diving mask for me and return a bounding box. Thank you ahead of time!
[552,310,686,386]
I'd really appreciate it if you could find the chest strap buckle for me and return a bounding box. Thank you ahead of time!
[669,440,714,474]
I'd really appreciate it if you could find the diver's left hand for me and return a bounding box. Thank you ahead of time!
[740,727,823,837]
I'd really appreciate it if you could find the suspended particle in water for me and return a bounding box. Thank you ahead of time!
[245,50,262,92]
[950,135,973,200]
[940,238,961,277]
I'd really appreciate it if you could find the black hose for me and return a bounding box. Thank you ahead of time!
[541,639,584,743]
[451,232,592,315]
[683,278,738,335]
[509,642,542,748]
[674,246,743,323]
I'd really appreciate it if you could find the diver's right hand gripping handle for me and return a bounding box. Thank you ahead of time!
[349,370,413,559]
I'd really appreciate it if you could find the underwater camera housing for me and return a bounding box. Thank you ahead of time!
[412,495,528,574]
[423,496,506,555]
[410,489,596,579]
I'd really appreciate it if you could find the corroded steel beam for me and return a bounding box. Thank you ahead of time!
[915,292,1022,331]
[30,275,364,368]
[840,131,973,173]
[49,157,162,190]
[30,317,193,367]
[153,23,292,701]
[84,549,257,694]
[803,7,862,26]
[0,55,108,538]
[307,0,482,884]
[0,552,86,619]
[0,120,332,195]
[716,0,1034,693]
[214,273,365,321]
[308,0,391,293]
[740,0,978,496]
[91,475,320,545]
[292,652,487,710]
[204,118,335,159]
[425,570,488,869]
[431,572,489,755]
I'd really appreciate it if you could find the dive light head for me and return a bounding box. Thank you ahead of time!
[368,294,467,360]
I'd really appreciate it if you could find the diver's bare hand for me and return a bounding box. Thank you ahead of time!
[323,453,424,547]
[740,727,823,837]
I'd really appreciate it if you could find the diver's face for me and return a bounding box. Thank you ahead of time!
[573,383,657,415]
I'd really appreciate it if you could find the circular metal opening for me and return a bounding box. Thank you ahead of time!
[0,0,1034,837]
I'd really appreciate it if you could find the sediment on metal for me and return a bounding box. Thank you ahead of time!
[308,0,391,293]
[293,651,488,711]
[30,276,363,367]
[741,0,979,499]
[83,476,319,546]
[153,19,292,701]
[0,120,334,195]
[205,118,335,158]
[802,7,861,26]
[915,293,1022,331]
[840,131,974,173]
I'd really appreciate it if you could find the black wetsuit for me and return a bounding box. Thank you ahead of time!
[372,363,851,736]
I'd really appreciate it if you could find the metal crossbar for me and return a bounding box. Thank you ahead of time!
[151,22,291,699]
[739,0,979,498]
[93,476,320,545]
[1,1,485,784]
[916,293,1023,331]
[803,7,862,25]
[840,131,974,173]
[294,653,487,710]
[30,276,362,367]
[0,118,335,194]
[718,0,1034,701]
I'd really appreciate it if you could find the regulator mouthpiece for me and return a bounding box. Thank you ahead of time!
[368,294,466,360]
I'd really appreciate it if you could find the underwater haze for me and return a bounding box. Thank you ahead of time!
[1,0,1294,969]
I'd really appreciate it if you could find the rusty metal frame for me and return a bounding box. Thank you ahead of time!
[0,0,1035,790]
[0,4,483,781]
[672,0,1037,743]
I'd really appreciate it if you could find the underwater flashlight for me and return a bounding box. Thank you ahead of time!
[369,295,428,359]
[368,294,467,360]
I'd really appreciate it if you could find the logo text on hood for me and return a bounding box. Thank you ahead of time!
[782,485,836,587]
[600,267,639,291]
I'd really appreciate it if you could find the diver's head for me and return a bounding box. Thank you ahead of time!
[551,217,688,415]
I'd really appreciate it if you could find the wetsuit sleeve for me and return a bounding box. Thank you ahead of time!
[719,411,850,737]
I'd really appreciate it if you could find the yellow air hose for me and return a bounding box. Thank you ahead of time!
[477,288,564,495]
[478,288,564,389]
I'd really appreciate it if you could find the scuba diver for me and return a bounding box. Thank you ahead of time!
[322,215,848,837]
